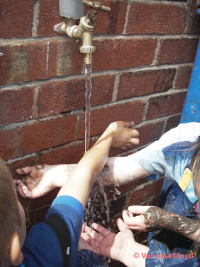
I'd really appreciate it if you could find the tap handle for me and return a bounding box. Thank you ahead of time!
[83,1,111,12]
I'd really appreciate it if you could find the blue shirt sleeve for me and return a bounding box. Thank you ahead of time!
[22,195,84,267]
[131,122,200,203]
[46,195,84,267]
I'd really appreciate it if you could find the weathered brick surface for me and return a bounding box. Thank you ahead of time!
[126,178,164,207]
[0,87,34,125]
[126,2,187,35]
[38,0,62,37]
[137,120,166,146]
[118,68,176,100]
[0,0,34,38]
[165,114,181,133]
[39,141,85,164]
[1,0,200,233]
[0,41,59,84]
[146,92,186,120]
[38,74,114,117]
[174,65,193,89]
[156,38,199,65]
[92,38,157,72]
[38,79,85,117]
[0,115,77,160]
[93,0,127,34]
[79,100,146,138]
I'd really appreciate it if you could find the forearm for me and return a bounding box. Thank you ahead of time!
[144,207,200,242]
[99,156,151,186]
[58,130,113,207]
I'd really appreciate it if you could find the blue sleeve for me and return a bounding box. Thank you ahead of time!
[46,195,84,267]
[131,122,199,203]
[22,195,84,267]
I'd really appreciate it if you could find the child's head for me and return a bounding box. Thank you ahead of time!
[0,158,25,266]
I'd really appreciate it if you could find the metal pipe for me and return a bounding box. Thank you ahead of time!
[59,0,84,19]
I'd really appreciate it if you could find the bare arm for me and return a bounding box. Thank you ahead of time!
[144,206,200,243]
[57,121,139,208]
[99,156,151,186]
[124,205,200,243]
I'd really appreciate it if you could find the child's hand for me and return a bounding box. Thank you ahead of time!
[122,206,151,231]
[107,121,139,149]
[14,164,69,198]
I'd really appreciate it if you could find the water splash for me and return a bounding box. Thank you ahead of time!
[84,63,92,152]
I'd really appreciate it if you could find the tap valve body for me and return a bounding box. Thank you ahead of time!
[54,1,111,64]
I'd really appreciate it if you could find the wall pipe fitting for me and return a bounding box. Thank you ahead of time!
[54,1,111,65]
[59,0,84,19]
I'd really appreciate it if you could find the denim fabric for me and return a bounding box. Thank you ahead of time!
[146,239,199,267]
[77,250,108,267]
[146,181,199,266]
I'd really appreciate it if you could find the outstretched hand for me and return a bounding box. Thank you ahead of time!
[83,218,149,267]
[14,164,72,199]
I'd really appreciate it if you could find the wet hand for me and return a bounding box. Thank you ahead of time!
[14,164,67,198]
[107,121,139,149]
[123,206,153,231]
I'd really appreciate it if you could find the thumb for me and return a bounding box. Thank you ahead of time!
[116,218,128,232]
[128,205,151,214]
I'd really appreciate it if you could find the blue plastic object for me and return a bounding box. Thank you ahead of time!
[180,3,200,123]
[180,40,200,123]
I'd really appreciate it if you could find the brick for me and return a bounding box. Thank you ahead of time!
[38,0,62,37]
[126,2,187,35]
[137,120,165,147]
[146,92,186,120]
[174,65,193,89]
[27,40,58,81]
[156,38,198,65]
[92,38,157,72]
[38,74,114,117]
[0,115,77,160]
[92,0,127,34]
[91,75,115,106]
[185,0,200,35]
[40,141,85,164]
[38,79,85,117]
[0,46,12,85]
[0,44,28,85]
[165,114,181,133]
[0,87,34,125]
[0,40,59,85]
[126,179,164,207]
[118,69,176,100]
[79,100,146,138]
[0,0,34,38]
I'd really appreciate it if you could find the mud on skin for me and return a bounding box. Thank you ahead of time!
[144,207,200,241]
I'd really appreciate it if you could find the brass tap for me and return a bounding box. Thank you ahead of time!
[54,1,111,64]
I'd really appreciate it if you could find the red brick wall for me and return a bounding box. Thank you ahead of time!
[0,0,200,251]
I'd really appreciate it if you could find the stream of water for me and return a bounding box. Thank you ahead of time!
[84,63,110,223]
[84,64,92,152]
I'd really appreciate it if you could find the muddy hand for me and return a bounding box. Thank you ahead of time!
[14,165,63,199]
